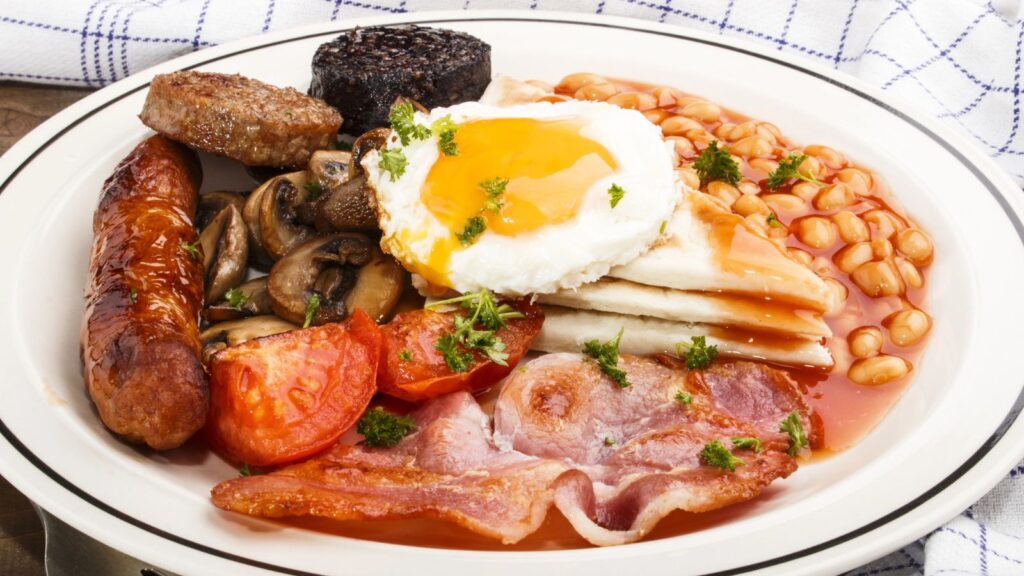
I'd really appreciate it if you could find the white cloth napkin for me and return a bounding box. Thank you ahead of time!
[2,1,1024,573]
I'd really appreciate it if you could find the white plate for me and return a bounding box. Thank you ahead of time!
[1,11,1023,576]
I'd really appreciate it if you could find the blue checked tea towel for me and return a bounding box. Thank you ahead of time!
[2,1,1024,574]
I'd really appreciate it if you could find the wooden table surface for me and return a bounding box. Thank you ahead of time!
[0,81,94,576]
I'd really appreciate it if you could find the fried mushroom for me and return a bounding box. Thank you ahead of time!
[197,191,246,231]
[267,233,406,326]
[203,277,273,323]
[308,150,352,190]
[259,172,318,260]
[200,315,298,364]
[198,205,249,303]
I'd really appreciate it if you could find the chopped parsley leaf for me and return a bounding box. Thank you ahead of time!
[379,147,408,182]
[303,294,321,328]
[674,390,693,405]
[180,239,202,260]
[456,215,486,246]
[480,177,509,214]
[675,336,719,370]
[604,436,616,447]
[426,289,523,331]
[731,437,763,452]
[766,153,824,189]
[583,327,629,388]
[304,181,325,200]
[693,140,741,187]
[429,289,522,374]
[700,439,745,472]
[608,183,626,208]
[398,348,413,362]
[431,115,459,156]
[780,411,809,456]
[128,288,137,305]
[224,287,250,309]
[357,407,417,448]
[388,101,431,146]
[660,220,668,235]
[436,332,474,373]
[767,212,784,228]
[239,464,253,477]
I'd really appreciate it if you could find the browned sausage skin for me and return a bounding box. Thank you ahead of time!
[81,135,208,450]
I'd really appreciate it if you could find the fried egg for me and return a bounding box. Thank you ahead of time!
[363,100,680,296]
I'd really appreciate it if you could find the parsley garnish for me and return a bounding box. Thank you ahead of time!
[334,139,353,151]
[766,153,824,189]
[456,215,486,246]
[604,436,616,446]
[398,348,413,362]
[693,140,740,187]
[660,220,668,235]
[428,290,522,373]
[431,115,459,156]
[388,101,431,146]
[767,212,784,228]
[583,327,629,388]
[480,177,509,214]
[304,181,325,200]
[303,294,321,328]
[224,287,249,309]
[357,407,417,448]
[128,288,137,304]
[239,463,251,477]
[675,390,693,405]
[701,439,745,471]
[180,239,202,260]
[675,336,719,370]
[379,147,408,182]
[608,183,626,208]
[780,411,809,456]
[731,437,763,452]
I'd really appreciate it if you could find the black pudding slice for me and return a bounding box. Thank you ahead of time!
[310,25,492,135]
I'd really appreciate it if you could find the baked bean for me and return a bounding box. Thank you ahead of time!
[895,228,934,266]
[824,277,849,315]
[863,209,905,240]
[836,168,873,195]
[813,183,856,211]
[666,136,696,161]
[733,193,771,217]
[677,167,700,190]
[795,216,837,249]
[764,193,807,216]
[688,130,716,149]
[575,83,618,101]
[731,136,773,158]
[745,213,770,236]
[707,181,741,205]
[680,101,722,122]
[714,122,740,141]
[848,326,883,358]
[607,91,658,111]
[895,257,924,289]
[660,115,704,136]
[851,259,904,297]
[749,158,780,175]
[885,309,932,347]
[804,144,847,169]
[716,121,756,142]
[833,211,870,243]
[788,247,814,267]
[643,109,673,125]
[759,121,783,141]
[737,180,761,196]
[834,242,874,273]
[558,73,608,93]
[848,355,910,386]
[791,181,820,202]
[871,238,894,260]
[652,86,684,108]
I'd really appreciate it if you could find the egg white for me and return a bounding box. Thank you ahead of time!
[363,100,681,296]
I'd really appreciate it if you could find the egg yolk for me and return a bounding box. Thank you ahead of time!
[415,118,617,287]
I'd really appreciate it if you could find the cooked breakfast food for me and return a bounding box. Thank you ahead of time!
[81,135,208,450]
[81,25,936,547]
[310,26,491,134]
[140,71,342,167]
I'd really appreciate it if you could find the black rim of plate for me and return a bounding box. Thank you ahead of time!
[1,15,1023,576]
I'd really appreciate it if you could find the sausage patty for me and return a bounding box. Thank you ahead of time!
[140,71,343,168]
[81,135,209,450]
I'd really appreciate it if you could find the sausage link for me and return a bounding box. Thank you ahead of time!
[81,135,208,450]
